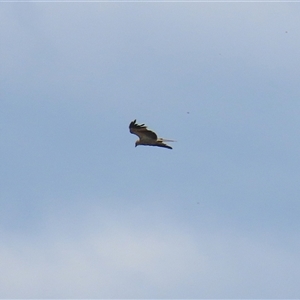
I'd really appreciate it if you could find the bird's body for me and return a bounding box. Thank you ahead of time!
[129,120,174,149]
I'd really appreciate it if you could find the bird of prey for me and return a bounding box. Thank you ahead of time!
[129,119,174,149]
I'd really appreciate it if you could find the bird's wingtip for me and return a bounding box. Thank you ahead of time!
[129,119,136,127]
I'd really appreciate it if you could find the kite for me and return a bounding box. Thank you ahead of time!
[129,119,174,149]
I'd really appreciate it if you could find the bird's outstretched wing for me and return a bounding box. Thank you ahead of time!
[155,142,172,149]
[129,119,157,141]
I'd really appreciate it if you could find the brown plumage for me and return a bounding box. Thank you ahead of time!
[129,119,174,149]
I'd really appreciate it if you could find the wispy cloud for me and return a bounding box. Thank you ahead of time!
[1,200,299,298]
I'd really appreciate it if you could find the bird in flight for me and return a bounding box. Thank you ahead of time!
[129,119,174,149]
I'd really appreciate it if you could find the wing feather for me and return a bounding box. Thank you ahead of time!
[129,120,158,141]
[155,142,172,149]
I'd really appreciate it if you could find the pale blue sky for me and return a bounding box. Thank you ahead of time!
[1,2,300,298]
